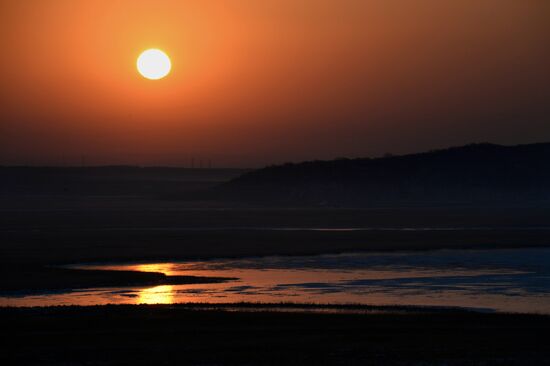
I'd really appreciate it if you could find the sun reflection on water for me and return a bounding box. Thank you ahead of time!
[137,285,175,304]
[133,263,174,275]
[133,264,176,304]
[3,249,550,314]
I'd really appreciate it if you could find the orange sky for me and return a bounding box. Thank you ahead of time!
[1,0,549,167]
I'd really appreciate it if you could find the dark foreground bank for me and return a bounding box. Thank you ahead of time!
[1,304,549,366]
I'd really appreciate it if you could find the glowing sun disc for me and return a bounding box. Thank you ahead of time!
[137,49,171,80]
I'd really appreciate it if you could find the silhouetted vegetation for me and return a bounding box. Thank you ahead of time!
[2,304,549,365]
[220,142,550,206]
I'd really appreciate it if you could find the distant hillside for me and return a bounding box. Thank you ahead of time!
[219,143,550,206]
[0,167,245,196]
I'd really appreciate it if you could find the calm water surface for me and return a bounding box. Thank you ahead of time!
[2,248,550,313]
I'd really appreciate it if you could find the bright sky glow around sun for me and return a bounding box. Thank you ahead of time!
[1,0,549,167]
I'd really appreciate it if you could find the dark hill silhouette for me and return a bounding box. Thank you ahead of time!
[0,166,244,196]
[219,142,550,206]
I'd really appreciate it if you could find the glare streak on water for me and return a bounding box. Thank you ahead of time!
[2,248,550,314]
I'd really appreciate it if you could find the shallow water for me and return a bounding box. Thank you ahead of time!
[2,248,550,313]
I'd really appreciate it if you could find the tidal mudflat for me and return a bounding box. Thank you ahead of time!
[4,248,549,314]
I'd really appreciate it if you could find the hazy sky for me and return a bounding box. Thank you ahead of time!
[1,0,549,167]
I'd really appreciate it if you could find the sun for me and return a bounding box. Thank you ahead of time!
[137,49,171,80]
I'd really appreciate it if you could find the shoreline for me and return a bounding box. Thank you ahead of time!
[3,245,549,296]
[0,266,234,295]
[1,302,500,315]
